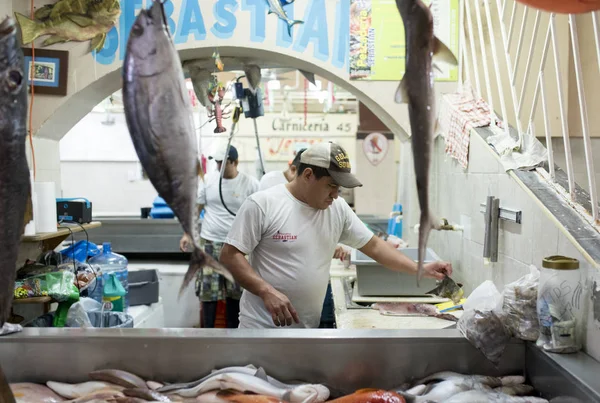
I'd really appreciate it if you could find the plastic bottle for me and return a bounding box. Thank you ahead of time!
[87,242,129,310]
[388,203,403,239]
[103,273,126,313]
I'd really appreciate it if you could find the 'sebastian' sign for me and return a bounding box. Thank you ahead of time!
[94,0,350,70]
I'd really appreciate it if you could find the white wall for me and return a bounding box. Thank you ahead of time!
[397,132,600,361]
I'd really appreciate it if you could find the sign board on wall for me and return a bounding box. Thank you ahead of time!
[349,0,459,81]
[362,132,389,166]
[200,113,358,163]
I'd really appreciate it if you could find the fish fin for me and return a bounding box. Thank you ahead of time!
[42,35,68,46]
[394,78,409,104]
[34,5,54,21]
[286,19,304,36]
[90,33,106,52]
[14,12,41,45]
[178,248,234,299]
[299,70,316,85]
[65,13,95,27]
[254,367,269,382]
[433,36,458,66]
[355,388,379,394]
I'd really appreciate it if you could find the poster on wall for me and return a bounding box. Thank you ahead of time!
[349,0,459,81]
[362,132,389,166]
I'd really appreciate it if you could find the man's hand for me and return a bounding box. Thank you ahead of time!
[179,233,192,252]
[259,287,300,327]
[423,261,453,280]
[333,245,350,262]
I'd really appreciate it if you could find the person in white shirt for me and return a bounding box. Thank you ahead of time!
[258,149,305,191]
[220,141,452,329]
[180,145,259,328]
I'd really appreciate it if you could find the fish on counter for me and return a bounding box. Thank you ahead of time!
[266,0,303,36]
[216,390,288,403]
[46,380,124,399]
[168,372,329,403]
[9,383,65,402]
[327,389,405,403]
[14,0,120,51]
[89,369,147,390]
[123,387,172,402]
[121,0,235,294]
[442,390,548,403]
[393,0,458,286]
[371,303,458,322]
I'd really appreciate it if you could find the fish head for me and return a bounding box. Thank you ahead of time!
[0,17,26,121]
[125,2,173,77]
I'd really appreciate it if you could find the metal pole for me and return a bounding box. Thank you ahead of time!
[253,118,266,177]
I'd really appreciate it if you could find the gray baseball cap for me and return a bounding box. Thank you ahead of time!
[300,142,362,188]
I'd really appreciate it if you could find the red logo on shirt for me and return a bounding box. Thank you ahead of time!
[273,231,298,242]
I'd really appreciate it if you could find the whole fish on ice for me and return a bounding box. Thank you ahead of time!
[327,388,405,403]
[169,372,329,403]
[122,0,235,294]
[394,0,457,286]
[443,390,548,403]
[89,369,147,390]
[46,381,124,399]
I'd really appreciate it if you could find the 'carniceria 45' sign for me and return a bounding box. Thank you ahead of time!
[94,0,350,69]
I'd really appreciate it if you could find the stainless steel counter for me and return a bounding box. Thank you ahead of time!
[88,216,389,254]
[1,328,599,401]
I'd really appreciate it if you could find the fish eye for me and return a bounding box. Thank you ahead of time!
[7,69,22,91]
[131,23,144,37]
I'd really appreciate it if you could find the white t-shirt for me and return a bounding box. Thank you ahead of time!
[198,171,259,243]
[225,184,374,329]
[259,170,287,191]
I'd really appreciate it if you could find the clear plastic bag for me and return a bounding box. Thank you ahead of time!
[66,297,102,328]
[457,281,511,365]
[502,265,540,341]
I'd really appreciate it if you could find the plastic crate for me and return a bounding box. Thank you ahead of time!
[128,269,159,306]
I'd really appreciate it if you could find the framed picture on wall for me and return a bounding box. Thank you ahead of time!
[22,48,69,96]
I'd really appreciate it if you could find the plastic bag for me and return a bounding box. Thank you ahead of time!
[503,265,540,341]
[457,281,511,365]
[66,297,102,328]
[60,240,100,263]
[14,271,79,302]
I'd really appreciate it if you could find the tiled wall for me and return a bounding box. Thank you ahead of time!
[398,132,600,361]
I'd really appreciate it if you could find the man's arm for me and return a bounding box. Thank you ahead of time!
[220,244,299,327]
[359,236,452,280]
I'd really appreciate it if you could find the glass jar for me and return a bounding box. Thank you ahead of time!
[536,255,584,353]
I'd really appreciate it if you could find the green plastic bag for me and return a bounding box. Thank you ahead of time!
[14,271,79,302]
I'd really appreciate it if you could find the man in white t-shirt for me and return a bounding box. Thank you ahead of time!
[180,145,259,328]
[258,149,306,191]
[220,141,452,329]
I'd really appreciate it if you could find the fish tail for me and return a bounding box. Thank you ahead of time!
[178,248,235,299]
[286,19,303,36]
[416,213,434,287]
[14,12,42,45]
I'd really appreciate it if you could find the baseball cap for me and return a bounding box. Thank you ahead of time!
[209,144,238,162]
[300,142,362,188]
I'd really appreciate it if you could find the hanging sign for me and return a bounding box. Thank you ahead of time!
[362,132,389,166]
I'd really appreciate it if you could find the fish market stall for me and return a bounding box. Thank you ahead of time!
[1,329,599,402]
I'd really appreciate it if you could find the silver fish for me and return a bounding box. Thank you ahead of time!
[171,372,329,403]
[89,369,147,390]
[122,0,234,294]
[443,390,548,403]
[412,372,509,389]
[0,16,31,338]
[266,0,303,36]
[157,366,271,394]
[123,387,171,401]
[46,381,124,399]
[394,0,457,286]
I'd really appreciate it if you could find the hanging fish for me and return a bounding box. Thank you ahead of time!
[243,64,262,92]
[213,50,224,71]
[266,0,303,36]
[394,0,457,286]
[184,60,214,110]
[299,70,316,86]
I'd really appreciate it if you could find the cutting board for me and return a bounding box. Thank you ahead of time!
[351,282,450,304]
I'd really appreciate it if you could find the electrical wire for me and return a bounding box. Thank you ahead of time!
[57,220,98,295]
[218,106,242,217]
[28,0,37,179]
